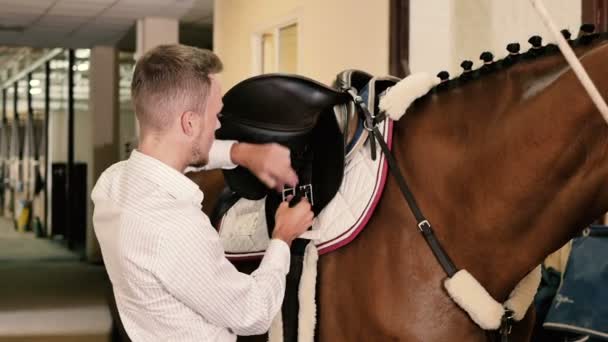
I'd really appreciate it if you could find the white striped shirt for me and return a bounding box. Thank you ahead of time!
[91,141,290,341]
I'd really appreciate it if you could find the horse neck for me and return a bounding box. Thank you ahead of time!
[395,41,608,300]
[512,42,608,250]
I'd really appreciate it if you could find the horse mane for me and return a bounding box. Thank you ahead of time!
[427,24,608,96]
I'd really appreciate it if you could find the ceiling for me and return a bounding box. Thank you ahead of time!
[0,0,213,48]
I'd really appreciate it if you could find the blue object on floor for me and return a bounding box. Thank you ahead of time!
[543,225,608,341]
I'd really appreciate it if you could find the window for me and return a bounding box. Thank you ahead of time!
[261,33,276,74]
[256,22,299,74]
[278,24,298,73]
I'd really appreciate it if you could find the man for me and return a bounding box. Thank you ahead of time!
[91,44,314,341]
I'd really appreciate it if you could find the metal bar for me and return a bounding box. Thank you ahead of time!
[27,72,35,160]
[13,82,18,122]
[530,0,608,123]
[12,81,19,228]
[1,49,63,91]
[66,49,75,249]
[27,73,32,121]
[68,50,74,169]
[1,88,5,121]
[1,88,5,227]
[44,61,50,236]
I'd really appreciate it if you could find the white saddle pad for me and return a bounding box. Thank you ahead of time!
[218,119,393,260]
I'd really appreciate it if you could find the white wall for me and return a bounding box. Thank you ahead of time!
[135,17,179,60]
[410,0,456,77]
[410,0,582,76]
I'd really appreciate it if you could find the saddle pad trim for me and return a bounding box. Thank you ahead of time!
[316,119,393,254]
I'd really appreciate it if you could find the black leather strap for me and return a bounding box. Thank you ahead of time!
[371,125,457,277]
[346,87,458,277]
[499,310,514,342]
[281,239,309,342]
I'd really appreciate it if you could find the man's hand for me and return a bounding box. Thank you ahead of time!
[272,198,314,246]
[231,143,298,192]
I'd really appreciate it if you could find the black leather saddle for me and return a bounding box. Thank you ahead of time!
[213,71,397,237]
[216,73,352,225]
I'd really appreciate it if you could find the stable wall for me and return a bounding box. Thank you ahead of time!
[213,0,390,89]
[410,0,582,75]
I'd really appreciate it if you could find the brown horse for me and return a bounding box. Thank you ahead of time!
[190,33,608,341]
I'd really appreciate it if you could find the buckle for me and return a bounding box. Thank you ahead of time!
[499,309,514,336]
[300,184,314,205]
[282,184,314,206]
[417,220,431,232]
[363,118,378,132]
[282,187,296,202]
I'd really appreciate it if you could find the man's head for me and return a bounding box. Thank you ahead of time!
[132,44,223,167]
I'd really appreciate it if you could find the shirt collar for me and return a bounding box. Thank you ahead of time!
[128,150,204,206]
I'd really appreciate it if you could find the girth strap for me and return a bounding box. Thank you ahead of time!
[281,239,309,342]
[370,124,458,277]
[345,87,458,277]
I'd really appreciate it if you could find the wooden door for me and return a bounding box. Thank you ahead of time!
[583,0,608,32]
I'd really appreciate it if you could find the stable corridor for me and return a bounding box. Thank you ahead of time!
[0,219,116,342]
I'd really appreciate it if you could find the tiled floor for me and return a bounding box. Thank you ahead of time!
[0,219,117,342]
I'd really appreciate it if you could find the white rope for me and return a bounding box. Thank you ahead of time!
[529,0,608,124]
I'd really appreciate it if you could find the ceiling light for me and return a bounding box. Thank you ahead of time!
[75,50,90,59]
[50,60,68,70]
[29,79,40,87]
[77,62,89,72]
[29,88,41,95]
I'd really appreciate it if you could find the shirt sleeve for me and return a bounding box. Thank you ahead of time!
[155,212,290,336]
[185,140,238,173]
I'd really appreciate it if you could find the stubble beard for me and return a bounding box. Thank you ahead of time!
[190,141,209,168]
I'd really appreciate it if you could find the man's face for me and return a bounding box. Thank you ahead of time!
[190,75,222,167]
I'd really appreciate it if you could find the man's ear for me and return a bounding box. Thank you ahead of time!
[180,111,196,136]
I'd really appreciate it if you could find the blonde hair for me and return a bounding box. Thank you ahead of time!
[131,44,223,131]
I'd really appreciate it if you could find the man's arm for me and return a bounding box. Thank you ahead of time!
[186,139,238,172]
[155,212,290,336]
[186,140,298,191]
